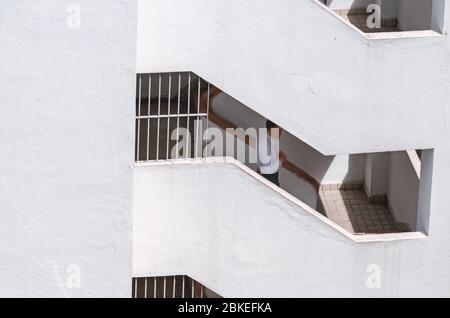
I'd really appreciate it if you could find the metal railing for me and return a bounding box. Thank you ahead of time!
[135,72,319,192]
[135,72,210,161]
[132,276,221,299]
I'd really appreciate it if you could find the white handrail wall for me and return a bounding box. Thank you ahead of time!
[133,159,429,297]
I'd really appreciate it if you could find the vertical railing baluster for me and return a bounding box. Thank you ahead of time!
[176,73,181,159]
[186,73,191,159]
[156,74,161,161]
[147,75,151,161]
[173,276,176,298]
[163,277,167,299]
[136,75,142,161]
[205,83,210,158]
[182,276,185,298]
[195,77,201,158]
[166,74,171,160]
[144,277,148,298]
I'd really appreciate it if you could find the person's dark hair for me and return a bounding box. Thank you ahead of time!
[266,120,278,130]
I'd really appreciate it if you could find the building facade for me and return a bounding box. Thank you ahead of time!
[1,0,450,297]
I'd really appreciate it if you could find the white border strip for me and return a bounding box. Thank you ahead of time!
[134,157,427,243]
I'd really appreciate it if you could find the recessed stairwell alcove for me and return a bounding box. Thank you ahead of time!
[317,0,446,35]
[135,72,433,236]
[132,276,222,298]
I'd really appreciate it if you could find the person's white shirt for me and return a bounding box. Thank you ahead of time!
[257,130,280,175]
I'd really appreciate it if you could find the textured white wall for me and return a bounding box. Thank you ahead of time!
[133,161,449,297]
[0,1,136,297]
[136,0,450,296]
[137,0,449,155]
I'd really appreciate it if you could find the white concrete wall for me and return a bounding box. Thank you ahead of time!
[134,0,450,296]
[398,0,433,31]
[137,0,450,155]
[0,1,136,297]
[133,162,448,297]
[432,0,447,32]
[417,149,434,234]
[364,152,389,196]
[386,152,420,229]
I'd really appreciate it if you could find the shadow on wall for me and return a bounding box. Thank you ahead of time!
[325,0,436,32]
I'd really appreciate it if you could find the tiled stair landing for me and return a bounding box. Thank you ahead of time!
[317,182,410,234]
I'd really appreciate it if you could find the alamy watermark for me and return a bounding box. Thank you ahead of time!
[366,4,381,29]
[66,264,82,289]
[52,262,82,297]
[66,4,81,29]
[146,120,281,165]
[366,264,382,289]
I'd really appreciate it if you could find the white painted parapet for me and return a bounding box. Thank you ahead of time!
[132,159,443,298]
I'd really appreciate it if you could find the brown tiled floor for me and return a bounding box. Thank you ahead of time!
[317,187,403,234]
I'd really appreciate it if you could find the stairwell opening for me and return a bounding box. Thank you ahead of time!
[317,0,445,34]
[132,276,222,299]
[135,72,433,236]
